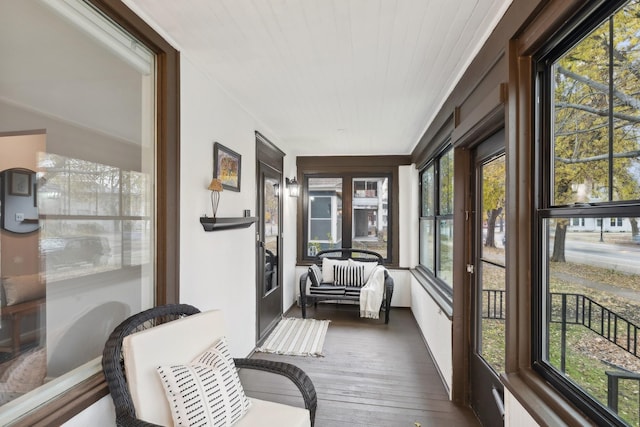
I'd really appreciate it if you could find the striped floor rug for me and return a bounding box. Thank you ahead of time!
[256,317,330,357]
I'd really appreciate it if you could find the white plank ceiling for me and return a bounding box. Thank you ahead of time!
[127,0,512,156]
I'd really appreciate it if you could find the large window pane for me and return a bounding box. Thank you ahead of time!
[419,146,454,288]
[352,177,388,258]
[481,154,506,263]
[438,219,454,285]
[307,177,342,256]
[543,217,640,426]
[422,165,434,217]
[419,219,435,271]
[541,3,640,424]
[0,0,155,417]
[480,262,506,373]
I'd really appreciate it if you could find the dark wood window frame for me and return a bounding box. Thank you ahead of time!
[295,156,410,268]
[501,1,619,426]
[415,143,455,317]
[531,1,639,425]
[11,1,180,425]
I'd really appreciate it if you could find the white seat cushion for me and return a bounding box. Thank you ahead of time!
[236,398,310,427]
[123,310,227,426]
[123,309,311,427]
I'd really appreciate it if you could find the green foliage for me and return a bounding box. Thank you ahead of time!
[553,1,640,205]
[482,155,505,247]
[439,150,455,215]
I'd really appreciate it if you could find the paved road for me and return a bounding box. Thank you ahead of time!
[564,240,640,275]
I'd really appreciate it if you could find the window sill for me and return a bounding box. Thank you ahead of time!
[502,369,596,426]
[10,373,107,427]
[410,268,453,319]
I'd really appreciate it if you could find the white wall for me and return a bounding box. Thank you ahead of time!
[505,389,540,427]
[61,396,115,427]
[411,275,453,396]
[282,155,299,311]
[178,56,266,357]
[398,164,419,268]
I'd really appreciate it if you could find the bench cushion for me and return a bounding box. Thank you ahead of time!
[345,286,363,298]
[308,285,346,296]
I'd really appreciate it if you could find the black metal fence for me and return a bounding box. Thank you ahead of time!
[482,289,506,320]
[483,289,640,422]
[549,292,639,358]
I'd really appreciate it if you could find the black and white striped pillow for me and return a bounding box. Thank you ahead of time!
[308,264,322,286]
[333,264,365,287]
[157,337,251,427]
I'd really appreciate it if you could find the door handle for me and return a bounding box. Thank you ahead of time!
[491,386,505,419]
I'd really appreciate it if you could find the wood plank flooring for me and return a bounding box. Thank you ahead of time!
[241,304,480,427]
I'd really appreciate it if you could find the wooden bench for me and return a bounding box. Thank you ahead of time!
[299,249,394,324]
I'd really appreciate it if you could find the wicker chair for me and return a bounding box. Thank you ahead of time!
[102,304,317,426]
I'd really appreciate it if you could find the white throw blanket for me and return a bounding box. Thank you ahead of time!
[359,265,386,319]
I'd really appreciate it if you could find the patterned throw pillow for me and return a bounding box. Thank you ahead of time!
[157,337,251,427]
[308,264,322,286]
[333,264,366,287]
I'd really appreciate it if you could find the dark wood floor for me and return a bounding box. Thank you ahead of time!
[242,304,480,427]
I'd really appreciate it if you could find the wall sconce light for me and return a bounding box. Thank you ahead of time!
[208,178,223,217]
[286,177,299,197]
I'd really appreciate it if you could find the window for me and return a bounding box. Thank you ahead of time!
[305,175,389,259]
[0,0,178,424]
[419,146,454,287]
[610,218,623,227]
[536,1,640,425]
[352,178,388,251]
[307,177,342,256]
[297,156,405,265]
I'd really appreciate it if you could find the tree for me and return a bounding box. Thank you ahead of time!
[483,155,505,248]
[551,1,640,261]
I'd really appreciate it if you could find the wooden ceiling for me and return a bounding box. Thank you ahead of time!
[125,0,512,155]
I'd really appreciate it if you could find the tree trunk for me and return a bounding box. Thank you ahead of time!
[551,220,568,263]
[631,218,638,237]
[485,207,502,247]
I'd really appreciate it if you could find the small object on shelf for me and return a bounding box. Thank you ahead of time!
[207,178,223,218]
[200,216,257,232]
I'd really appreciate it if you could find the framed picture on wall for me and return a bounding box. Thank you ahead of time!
[214,142,241,192]
[9,170,32,197]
